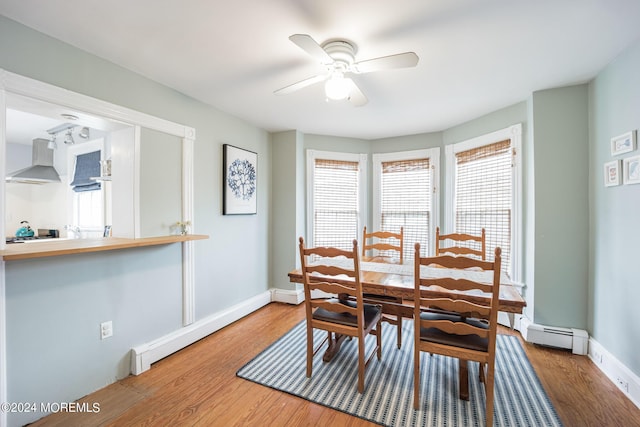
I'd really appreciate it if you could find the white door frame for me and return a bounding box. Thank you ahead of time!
[0,69,196,425]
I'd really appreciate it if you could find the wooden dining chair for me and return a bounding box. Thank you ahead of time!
[435,226,486,260]
[298,237,382,393]
[362,226,404,263]
[362,226,405,349]
[413,243,502,427]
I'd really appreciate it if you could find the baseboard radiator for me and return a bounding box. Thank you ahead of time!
[520,317,588,355]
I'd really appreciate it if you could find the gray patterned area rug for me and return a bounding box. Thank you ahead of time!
[237,321,563,426]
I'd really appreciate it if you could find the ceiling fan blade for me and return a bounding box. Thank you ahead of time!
[273,74,328,96]
[352,52,419,74]
[289,34,334,64]
[347,79,368,107]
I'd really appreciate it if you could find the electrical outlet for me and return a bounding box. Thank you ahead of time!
[100,321,113,340]
[616,377,629,393]
[593,351,603,364]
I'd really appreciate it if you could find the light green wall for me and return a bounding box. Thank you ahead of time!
[589,39,640,375]
[303,133,370,153]
[270,130,304,290]
[1,15,271,426]
[5,245,183,427]
[4,12,640,424]
[443,102,528,146]
[530,85,589,328]
[278,95,593,338]
[139,128,182,237]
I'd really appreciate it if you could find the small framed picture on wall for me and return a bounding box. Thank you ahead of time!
[603,160,621,187]
[623,155,640,185]
[610,130,636,156]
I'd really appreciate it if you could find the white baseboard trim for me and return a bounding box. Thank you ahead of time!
[130,291,271,375]
[589,337,640,409]
[270,285,304,305]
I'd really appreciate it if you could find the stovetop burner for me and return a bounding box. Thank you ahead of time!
[6,236,49,244]
[6,229,60,244]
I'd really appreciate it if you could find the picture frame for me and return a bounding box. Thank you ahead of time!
[623,155,640,185]
[603,160,621,187]
[223,144,257,214]
[610,130,636,156]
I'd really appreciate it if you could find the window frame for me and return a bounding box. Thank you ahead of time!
[66,139,106,236]
[372,148,440,259]
[306,149,367,248]
[444,123,522,282]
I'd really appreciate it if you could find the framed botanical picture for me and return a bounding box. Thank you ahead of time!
[623,155,640,185]
[610,130,636,156]
[223,144,257,214]
[603,160,621,187]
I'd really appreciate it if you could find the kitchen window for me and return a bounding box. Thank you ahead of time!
[67,140,106,237]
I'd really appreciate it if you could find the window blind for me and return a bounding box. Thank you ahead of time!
[313,158,360,251]
[454,139,512,270]
[70,150,102,192]
[380,158,431,261]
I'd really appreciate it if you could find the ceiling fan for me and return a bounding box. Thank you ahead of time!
[274,34,419,106]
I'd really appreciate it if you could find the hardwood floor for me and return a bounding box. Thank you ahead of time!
[32,302,640,426]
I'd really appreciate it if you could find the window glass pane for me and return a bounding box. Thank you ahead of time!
[76,190,103,228]
[454,140,512,270]
[313,159,359,251]
[380,158,430,262]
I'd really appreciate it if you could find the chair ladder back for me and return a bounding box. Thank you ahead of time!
[298,236,382,394]
[362,226,404,263]
[418,276,494,294]
[413,242,502,425]
[419,253,493,271]
[435,227,486,260]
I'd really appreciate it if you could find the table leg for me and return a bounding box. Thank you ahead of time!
[459,359,469,400]
[508,313,515,329]
[322,332,348,362]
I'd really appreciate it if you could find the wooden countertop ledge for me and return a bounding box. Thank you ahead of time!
[0,235,209,261]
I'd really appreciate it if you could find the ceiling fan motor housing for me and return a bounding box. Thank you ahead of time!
[322,40,357,71]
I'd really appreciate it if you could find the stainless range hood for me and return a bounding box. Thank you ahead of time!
[5,138,61,184]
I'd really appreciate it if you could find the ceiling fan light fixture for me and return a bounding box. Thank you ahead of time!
[324,73,351,101]
[64,128,75,145]
[79,127,90,139]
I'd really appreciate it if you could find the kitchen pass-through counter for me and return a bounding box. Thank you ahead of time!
[0,234,208,261]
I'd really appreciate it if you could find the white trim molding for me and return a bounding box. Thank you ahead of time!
[444,123,523,282]
[0,69,197,421]
[589,337,640,409]
[131,291,272,375]
[271,284,305,305]
[305,149,367,247]
[372,148,440,254]
[131,287,306,376]
[182,136,196,326]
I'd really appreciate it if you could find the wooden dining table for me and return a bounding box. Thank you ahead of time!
[288,256,525,318]
[288,256,526,400]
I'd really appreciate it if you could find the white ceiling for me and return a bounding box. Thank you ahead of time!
[1,0,640,140]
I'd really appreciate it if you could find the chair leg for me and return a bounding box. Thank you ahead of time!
[358,332,365,393]
[377,319,382,360]
[396,316,402,349]
[305,324,315,378]
[413,346,420,409]
[485,362,495,427]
